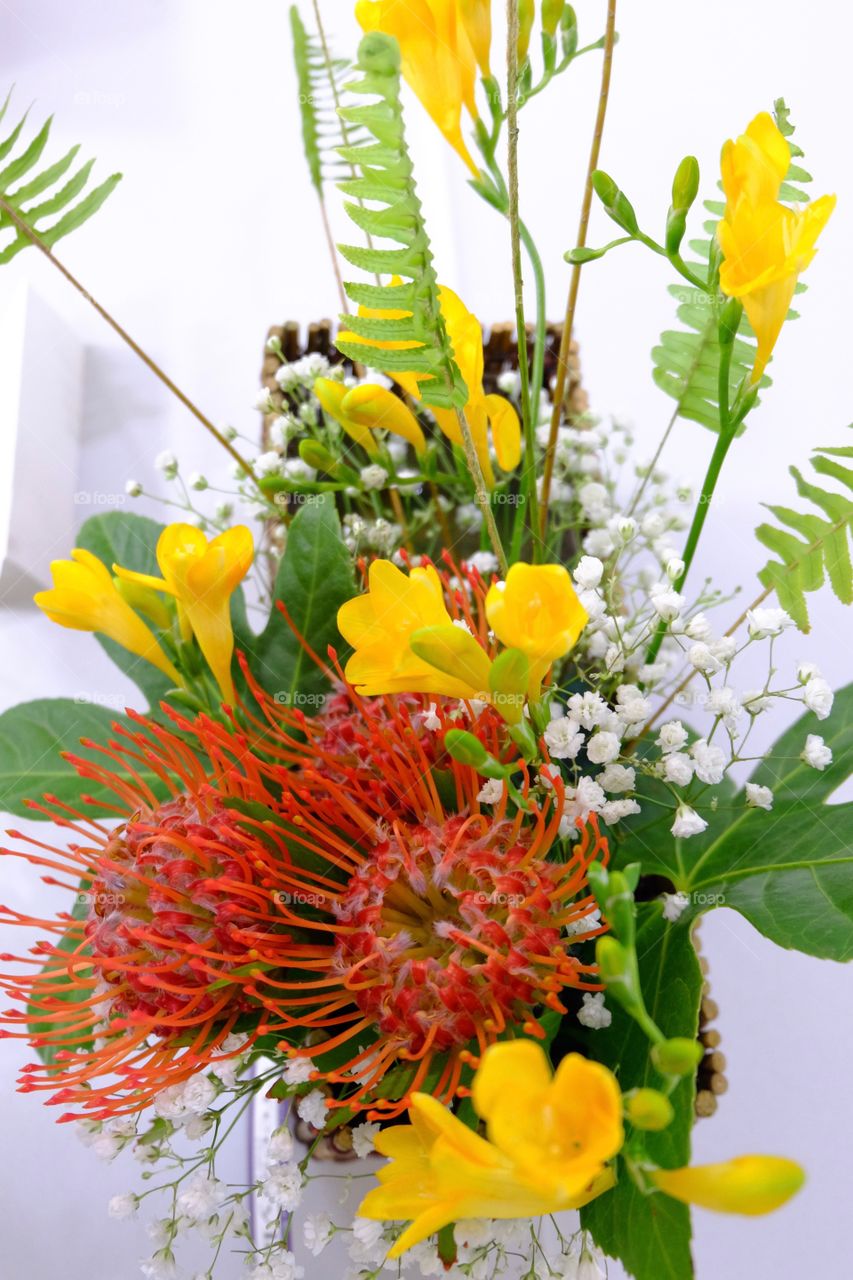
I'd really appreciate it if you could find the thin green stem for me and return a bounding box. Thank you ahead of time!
[539,0,618,537]
[644,338,737,667]
[506,0,542,557]
[456,408,508,574]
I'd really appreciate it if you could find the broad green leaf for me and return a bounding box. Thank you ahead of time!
[615,689,853,961]
[0,697,168,819]
[582,907,702,1280]
[243,494,355,706]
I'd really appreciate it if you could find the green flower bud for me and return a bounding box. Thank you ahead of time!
[625,1087,675,1132]
[671,155,700,212]
[591,170,640,236]
[488,648,529,726]
[719,297,744,347]
[652,1037,704,1077]
[509,719,539,760]
[299,439,338,474]
[443,729,508,780]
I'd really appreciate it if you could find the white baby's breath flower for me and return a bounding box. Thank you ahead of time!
[303,1214,334,1257]
[267,1125,295,1165]
[801,734,832,770]
[747,607,794,638]
[573,555,604,589]
[742,689,771,715]
[420,702,442,731]
[577,992,612,1030]
[466,550,498,576]
[690,738,726,785]
[176,1173,225,1222]
[352,1121,381,1159]
[663,751,694,787]
[662,892,691,922]
[745,783,774,811]
[656,720,688,754]
[125,479,143,497]
[297,1089,328,1130]
[188,471,208,491]
[254,449,283,477]
[108,1193,138,1220]
[154,450,178,477]
[282,1057,315,1086]
[803,676,834,720]
[360,464,388,490]
[544,717,585,759]
[598,762,636,793]
[586,730,621,764]
[650,581,685,621]
[688,642,721,675]
[262,1165,305,1214]
[797,660,821,684]
[685,612,713,641]
[709,635,737,663]
[601,798,641,824]
[671,805,708,838]
[476,778,505,805]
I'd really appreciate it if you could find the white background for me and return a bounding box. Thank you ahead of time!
[0,2,851,1277]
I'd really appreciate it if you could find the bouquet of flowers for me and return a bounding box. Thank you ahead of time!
[0,3,849,1278]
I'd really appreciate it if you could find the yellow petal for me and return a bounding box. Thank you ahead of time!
[315,376,379,455]
[342,384,427,456]
[651,1155,805,1216]
[409,624,492,697]
[484,393,522,471]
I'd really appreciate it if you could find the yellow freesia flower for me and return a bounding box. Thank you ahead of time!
[485,563,588,695]
[34,548,181,686]
[459,0,491,77]
[718,111,835,384]
[358,1039,623,1257]
[314,378,427,457]
[338,283,522,487]
[356,0,479,173]
[114,524,253,705]
[337,558,490,699]
[651,1155,805,1217]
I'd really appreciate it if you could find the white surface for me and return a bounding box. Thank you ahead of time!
[0,2,850,1278]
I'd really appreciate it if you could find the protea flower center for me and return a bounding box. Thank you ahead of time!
[87,794,264,1030]
[333,815,588,1055]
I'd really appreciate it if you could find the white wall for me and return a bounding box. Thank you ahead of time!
[0,3,850,1277]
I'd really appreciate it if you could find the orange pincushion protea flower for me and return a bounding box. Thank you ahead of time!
[0,625,609,1125]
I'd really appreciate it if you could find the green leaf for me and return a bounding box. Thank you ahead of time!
[333,34,467,413]
[289,6,359,193]
[0,89,120,263]
[756,429,853,631]
[616,689,853,962]
[582,906,702,1280]
[245,494,355,705]
[74,511,174,707]
[0,697,168,819]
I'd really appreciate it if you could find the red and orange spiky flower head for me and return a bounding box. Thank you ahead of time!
[0,651,609,1126]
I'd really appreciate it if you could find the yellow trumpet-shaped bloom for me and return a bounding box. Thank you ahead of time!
[315,378,427,457]
[356,0,479,173]
[338,283,522,487]
[485,563,588,693]
[34,548,181,686]
[718,111,835,384]
[458,0,492,77]
[337,558,489,699]
[651,1155,805,1217]
[114,524,253,705]
[358,1039,623,1258]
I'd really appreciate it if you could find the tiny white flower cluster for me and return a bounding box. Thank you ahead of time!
[529,424,839,843]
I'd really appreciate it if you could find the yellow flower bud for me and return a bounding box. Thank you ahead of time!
[651,1155,805,1216]
[485,563,588,694]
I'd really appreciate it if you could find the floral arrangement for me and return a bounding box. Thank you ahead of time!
[0,4,850,1279]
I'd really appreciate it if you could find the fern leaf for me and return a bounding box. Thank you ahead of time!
[756,429,853,630]
[652,99,811,434]
[289,5,364,193]
[0,90,120,263]
[333,35,466,413]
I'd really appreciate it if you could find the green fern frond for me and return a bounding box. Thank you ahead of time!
[651,99,809,433]
[0,89,120,264]
[289,6,364,193]
[756,430,853,631]
[333,34,466,412]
